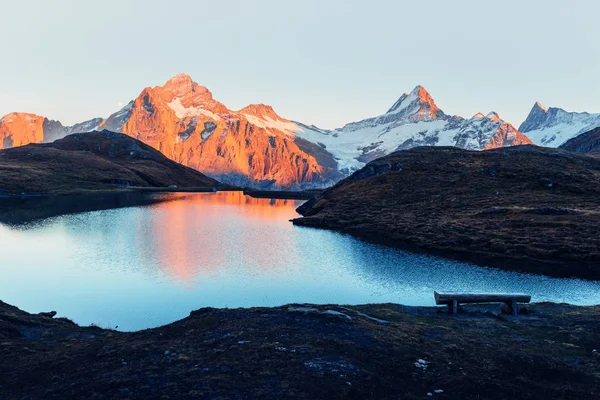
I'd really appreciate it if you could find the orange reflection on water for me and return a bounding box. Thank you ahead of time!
[145,191,303,283]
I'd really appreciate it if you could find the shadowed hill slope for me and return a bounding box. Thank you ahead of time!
[293,145,600,279]
[559,127,600,154]
[0,130,219,195]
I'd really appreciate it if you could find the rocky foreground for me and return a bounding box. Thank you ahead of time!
[0,300,598,399]
[294,146,600,280]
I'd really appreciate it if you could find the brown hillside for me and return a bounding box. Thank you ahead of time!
[294,146,600,280]
[0,130,219,195]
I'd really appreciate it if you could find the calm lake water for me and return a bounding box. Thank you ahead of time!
[1,191,599,331]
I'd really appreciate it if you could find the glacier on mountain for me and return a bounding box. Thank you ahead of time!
[290,85,530,174]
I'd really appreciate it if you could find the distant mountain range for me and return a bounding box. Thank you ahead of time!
[1,74,599,188]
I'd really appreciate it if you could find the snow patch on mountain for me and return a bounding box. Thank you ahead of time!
[242,113,301,136]
[293,86,529,174]
[519,102,600,147]
[167,97,221,121]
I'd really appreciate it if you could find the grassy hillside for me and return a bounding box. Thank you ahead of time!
[0,130,219,195]
[294,146,600,279]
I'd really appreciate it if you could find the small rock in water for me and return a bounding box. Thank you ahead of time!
[427,393,433,397]
[434,389,444,393]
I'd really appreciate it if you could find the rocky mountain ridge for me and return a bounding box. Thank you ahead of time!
[2,74,596,187]
[519,101,600,147]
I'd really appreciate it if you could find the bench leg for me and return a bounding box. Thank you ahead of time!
[447,300,458,315]
[501,301,518,316]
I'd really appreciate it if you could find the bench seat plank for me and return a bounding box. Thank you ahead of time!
[434,292,531,305]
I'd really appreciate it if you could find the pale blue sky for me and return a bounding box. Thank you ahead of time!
[1,0,598,129]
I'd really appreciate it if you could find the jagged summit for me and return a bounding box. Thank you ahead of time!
[534,101,548,112]
[472,112,485,119]
[519,101,600,147]
[485,112,501,123]
[385,85,442,121]
[160,73,214,101]
[239,103,282,120]
[164,72,193,85]
[411,85,435,102]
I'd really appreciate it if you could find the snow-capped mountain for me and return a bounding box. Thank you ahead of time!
[519,102,600,147]
[0,75,533,188]
[292,85,531,173]
[97,73,340,188]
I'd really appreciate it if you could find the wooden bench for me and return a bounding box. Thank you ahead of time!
[434,291,531,316]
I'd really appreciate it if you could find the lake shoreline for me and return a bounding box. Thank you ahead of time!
[243,187,323,200]
[0,185,240,198]
[291,220,600,281]
[0,188,240,224]
[1,298,598,399]
[293,146,600,281]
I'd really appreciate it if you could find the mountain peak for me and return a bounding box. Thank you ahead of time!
[161,73,211,97]
[150,73,229,115]
[534,101,548,112]
[386,85,442,120]
[486,111,501,123]
[239,104,282,120]
[410,85,428,97]
[166,73,193,85]
[0,112,45,125]
[472,112,485,119]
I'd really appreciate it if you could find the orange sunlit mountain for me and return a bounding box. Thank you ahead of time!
[0,113,46,148]
[0,74,535,188]
[102,73,334,188]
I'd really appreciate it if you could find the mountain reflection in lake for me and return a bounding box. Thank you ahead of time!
[1,191,599,331]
